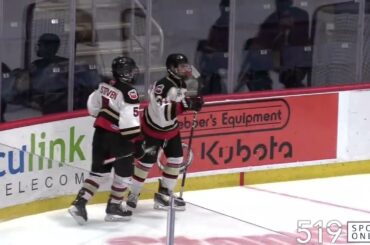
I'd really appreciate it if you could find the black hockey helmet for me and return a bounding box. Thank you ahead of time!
[112,56,139,83]
[165,53,191,79]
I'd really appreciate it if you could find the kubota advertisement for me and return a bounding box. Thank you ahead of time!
[150,93,338,176]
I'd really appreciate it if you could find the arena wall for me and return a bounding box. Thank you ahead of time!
[1,89,370,220]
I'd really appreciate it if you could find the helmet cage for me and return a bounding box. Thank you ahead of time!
[169,63,192,79]
[114,66,138,82]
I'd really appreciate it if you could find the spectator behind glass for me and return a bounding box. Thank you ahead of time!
[29,33,69,114]
[1,63,11,122]
[9,32,100,119]
[235,0,310,92]
[195,0,229,95]
[73,63,102,110]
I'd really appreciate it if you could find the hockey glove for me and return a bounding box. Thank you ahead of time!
[134,140,156,160]
[183,96,204,112]
[131,135,146,159]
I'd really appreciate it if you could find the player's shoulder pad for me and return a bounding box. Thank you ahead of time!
[116,82,140,103]
[153,77,175,97]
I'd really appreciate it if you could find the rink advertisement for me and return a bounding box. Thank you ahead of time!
[0,117,111,209]
[149,93,339,176]
[0,93,338,209]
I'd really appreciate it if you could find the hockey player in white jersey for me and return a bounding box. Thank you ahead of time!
[68,56,141,225]
[127,53,204,211]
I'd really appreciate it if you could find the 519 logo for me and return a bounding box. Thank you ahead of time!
[296,220,345,244]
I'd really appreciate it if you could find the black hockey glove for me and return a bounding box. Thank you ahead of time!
[183,96,204,112]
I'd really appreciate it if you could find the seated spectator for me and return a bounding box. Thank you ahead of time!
[235,0,310,92]
[73,63,101,110]
[195,0,229,95]
[8,33,101,119]
[261,0,310,88]
[1,63,11,122]
[29,33,69,114]
[234,38,273,92]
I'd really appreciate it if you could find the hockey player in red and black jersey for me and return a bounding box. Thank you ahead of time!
[127,53,204,211]
[68,56,141,225]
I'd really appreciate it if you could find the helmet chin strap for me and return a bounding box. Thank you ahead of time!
[168,68,185,80]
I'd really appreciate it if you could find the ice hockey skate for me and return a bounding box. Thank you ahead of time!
[126,191,139,211]
[68,192,88,225]
[153,179,186,211]
[105,199,132,222]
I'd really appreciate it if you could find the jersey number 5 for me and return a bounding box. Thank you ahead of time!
[133,107,139,117]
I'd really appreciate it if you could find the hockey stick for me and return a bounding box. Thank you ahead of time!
[103,145,156,164]
[103,152,136,164]
[179,111,198,198]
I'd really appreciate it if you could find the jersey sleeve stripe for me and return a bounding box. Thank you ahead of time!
[164,104,169,121]
[120,127,141,136]
[100,108,119,120]
[170,101,177,120]
[119,125,140,133]
[145,109,178,131]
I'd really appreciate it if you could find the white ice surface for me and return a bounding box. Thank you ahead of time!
[1,174,370,245]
